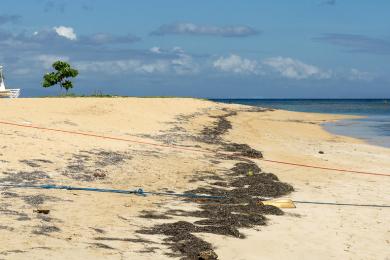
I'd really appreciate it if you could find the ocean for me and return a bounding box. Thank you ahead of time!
[212,99,390,148]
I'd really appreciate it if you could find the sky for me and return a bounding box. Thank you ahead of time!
[0,0,389,98]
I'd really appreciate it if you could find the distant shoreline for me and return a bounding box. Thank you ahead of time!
[213,98,390,149]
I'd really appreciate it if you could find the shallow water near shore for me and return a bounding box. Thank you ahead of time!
[323,116,390,148]
[212,99,390,148]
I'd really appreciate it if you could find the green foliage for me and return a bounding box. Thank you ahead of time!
[42,61,79,92]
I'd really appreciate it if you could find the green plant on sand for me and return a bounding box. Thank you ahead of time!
[42,61,79,93]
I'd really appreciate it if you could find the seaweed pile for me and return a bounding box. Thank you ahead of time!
[138,108,294,259]
[63,149,131,181]
[0,106,293,259]
[139,161,293,259]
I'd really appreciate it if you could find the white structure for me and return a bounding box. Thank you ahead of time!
[0,65,20,98]
[0,66,5,91]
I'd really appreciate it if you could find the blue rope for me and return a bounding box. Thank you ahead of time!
[2,184,389,208]
[0,184,225,200]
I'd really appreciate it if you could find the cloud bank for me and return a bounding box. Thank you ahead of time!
[314,33,390,55]
[151,22,260,37]
[263,57,331,79]
[213,55,259,74]
[212,55,333,80]
[0,21,375,88]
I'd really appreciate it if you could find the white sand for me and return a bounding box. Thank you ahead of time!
[0,98,389,259]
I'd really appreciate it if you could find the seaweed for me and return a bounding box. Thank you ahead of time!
[32,225,61,235]
[0,170,50,184]
[63,149,130,181]
[139,162,292,259]
[136,108,293,259]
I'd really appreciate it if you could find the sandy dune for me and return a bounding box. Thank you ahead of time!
[0,98,389,259]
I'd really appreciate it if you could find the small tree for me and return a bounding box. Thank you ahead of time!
[42,61,79,93]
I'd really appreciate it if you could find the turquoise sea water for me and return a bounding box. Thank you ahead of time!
[212,99,390,148]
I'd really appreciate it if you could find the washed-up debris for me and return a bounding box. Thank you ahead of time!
[32,225,60,235]
[19,159,53,168]
[198,250,218,260]
[1,191,19,198]
[198,112,236,144]
[23,194,59,206]
[138,108,293,259]
[91,227,106,234]
[0,170,50,184]
[19,160,40,168]
[223,143,263,159]
[63,149,130,181]
[91,150,131,167]
[139,162,292,259]
[91,243,115,250]
[93,169,107,179]
[33,209,50,214]
[261,199,296,208]
[94,237,153,243]
[139,210,172,219]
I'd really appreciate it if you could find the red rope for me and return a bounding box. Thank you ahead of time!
[1,120,389,177]
[261,159,390,177]
[0,120,213,154]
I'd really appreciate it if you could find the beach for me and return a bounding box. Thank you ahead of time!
[0,98,389,259]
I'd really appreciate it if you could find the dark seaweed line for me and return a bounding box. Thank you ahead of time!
[137,108,294,260]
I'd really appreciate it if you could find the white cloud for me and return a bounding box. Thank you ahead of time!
[9,54,70,77]
[150,46,162,54]
[75,47,200,75]
[36,54,70,69]
[137,61,170,74]
[171,52,199,75]
[212,55,335,80]
[348,68,373,81]
[77,59,199,76]
[151,23,259,37]
[263,57,331,79]
[172,46,185,53]
[75,60,159,74]
[76,57,199,75]
[53,26,77,40]
[213,55,259,74]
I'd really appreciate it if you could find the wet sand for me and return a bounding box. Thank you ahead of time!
[0,98,389,259]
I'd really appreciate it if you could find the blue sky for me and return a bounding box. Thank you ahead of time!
[1,0,389,98]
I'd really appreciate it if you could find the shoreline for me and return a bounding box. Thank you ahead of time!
[0,98,389,259]
[216,107,390,259]
[323,115,390,149]
[213,98,390,150]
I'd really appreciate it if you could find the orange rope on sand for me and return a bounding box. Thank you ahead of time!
[1,120,389,177]
[0,120,212,154]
